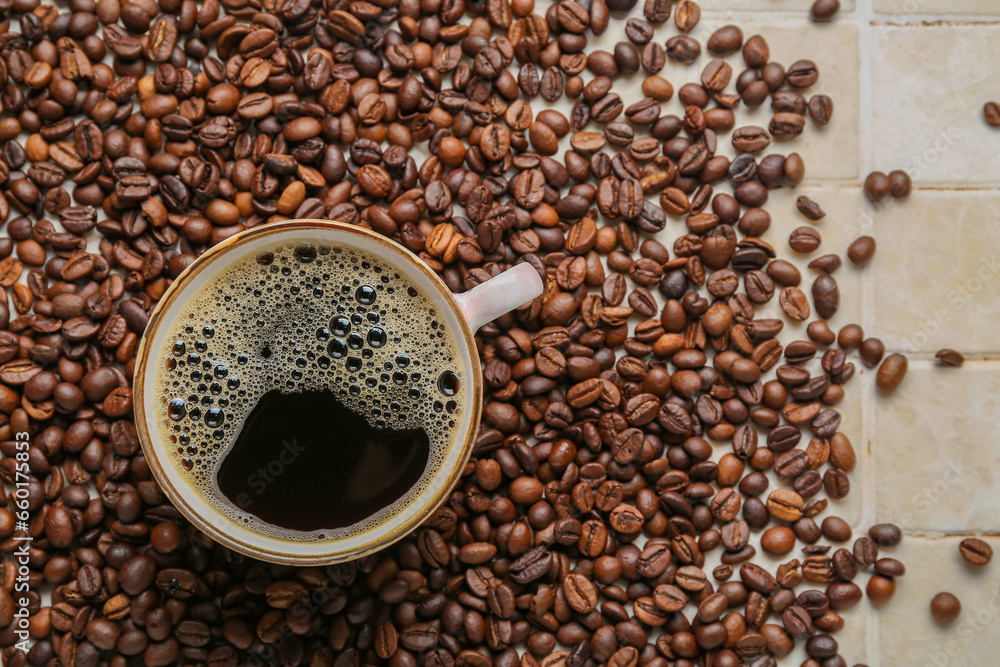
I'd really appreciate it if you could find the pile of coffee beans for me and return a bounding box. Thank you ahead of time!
[0,0,982,665]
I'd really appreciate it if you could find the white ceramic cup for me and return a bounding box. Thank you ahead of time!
[133,220,543,564]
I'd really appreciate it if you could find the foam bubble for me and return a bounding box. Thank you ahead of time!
[152,240,465,544]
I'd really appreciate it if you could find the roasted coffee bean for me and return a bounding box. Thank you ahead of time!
[935,349,965,367]
[761,527,796,556]
[864,171,892,204]
[812,275,840,320]
[959,538,993,565]
[708,25,744,55]
[868,524,903,549]
[847,236,876,266]
[875,354,908,395]
[796,197,826,221]
[666,35,701,64]
[787,60,819,88]
[789,227,822,253]
[866,575,896,606]
[930,592,962,625]
[985,102,1000,127]
[811,0,841,21]
[853,536,879,568]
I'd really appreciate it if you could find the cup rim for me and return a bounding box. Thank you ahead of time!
[133,219,483,565]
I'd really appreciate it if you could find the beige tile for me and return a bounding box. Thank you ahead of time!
[879,537,1000,666]
[872,190,1000,354]
[875,363,1000,533]
[874,0,998,14]
[872,24,1000,186]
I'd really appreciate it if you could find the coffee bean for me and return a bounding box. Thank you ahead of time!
[847,236,876,266]
[857,338,885,369]
[740,563,778,594]
[674,0,701,31]
[743,34,770,68]
[853,536,879,568]
[732,126,771,152]
[761,527,796,555]
[866,575,896,606]
[875,354,908,395]
[864,171,892,204]
[888,170,912,199]
[935,349,965,367]
[562,574,599,613]
[868,523,903,549]
[811,0,840,20]
[790,226,822,253]
[767,489,804,522]
[771,112,806,139]
[985,102,1000,127]
[787,60,820,87]
[797,197,826,221]
[959,538,993,565]
[930,592,962,625]
[708,25,744,55]
[779,286,811,321]
[812,275,840,319]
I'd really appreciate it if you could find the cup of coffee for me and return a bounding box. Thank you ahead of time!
[133,219,543,565]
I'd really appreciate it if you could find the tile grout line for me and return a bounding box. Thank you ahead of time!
[857,3,880,665]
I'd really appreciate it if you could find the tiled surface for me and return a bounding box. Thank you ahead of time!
[871,24,1000,186]
[875,363,1000,533]
[873,190,1000,353]
[878,537,1000,665]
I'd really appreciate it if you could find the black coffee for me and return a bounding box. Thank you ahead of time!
[151,238,466,542]
[217,388,430,531]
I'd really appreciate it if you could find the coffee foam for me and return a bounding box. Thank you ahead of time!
[152,239,465,543]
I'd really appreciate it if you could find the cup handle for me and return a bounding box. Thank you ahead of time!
[454,262,544,332]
